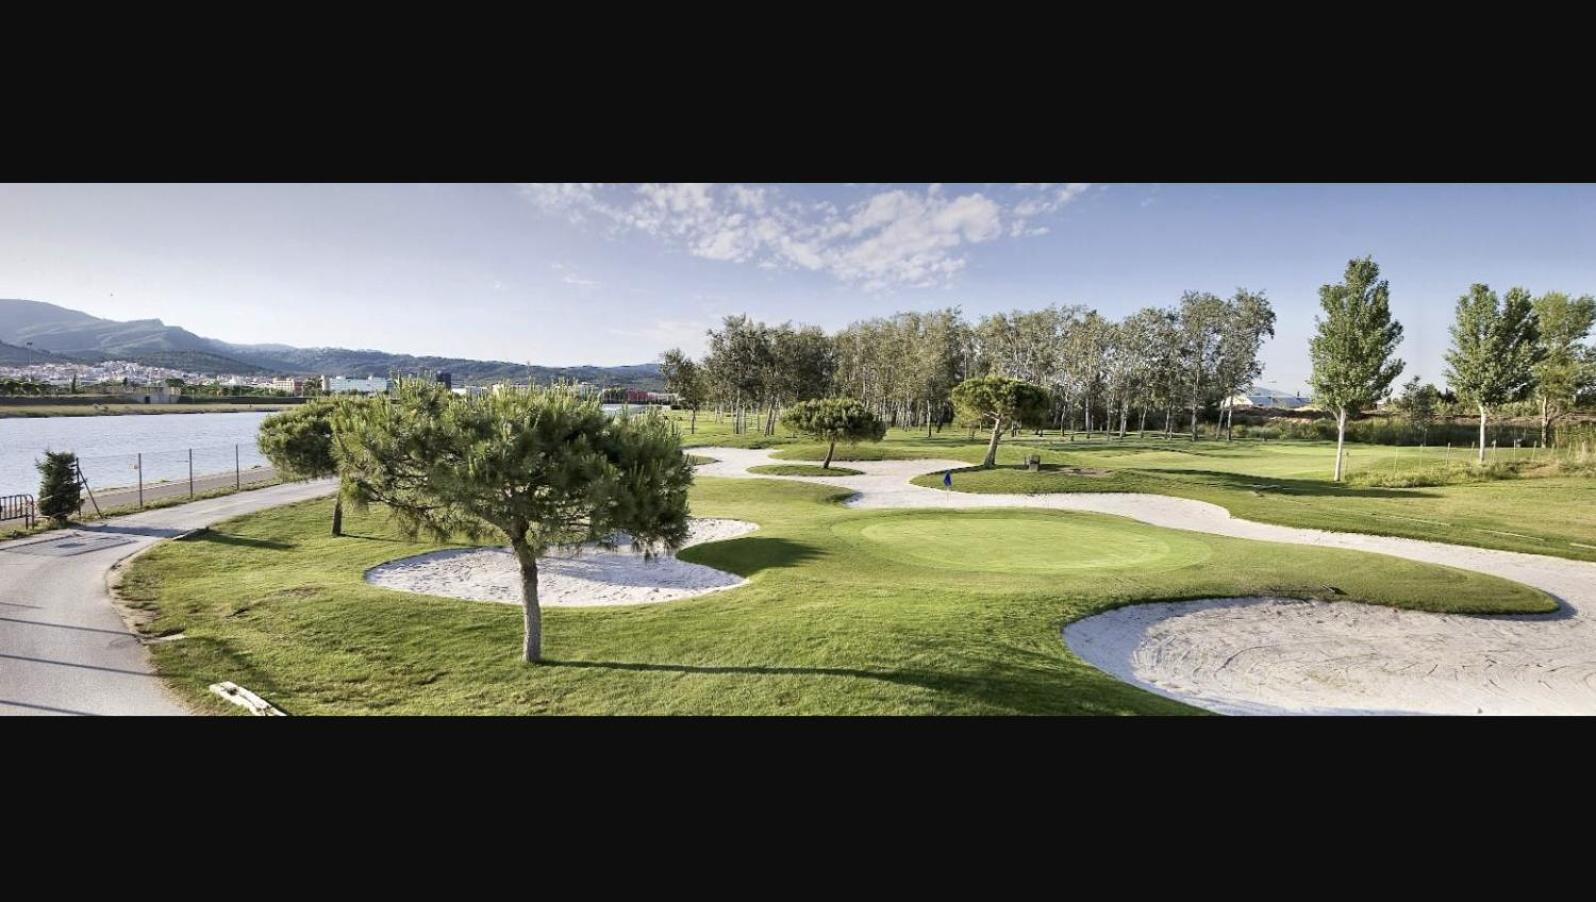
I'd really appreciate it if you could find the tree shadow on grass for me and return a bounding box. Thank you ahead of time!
[677,536,822,577]
[1139,469,1430,499]
[77,523,188,539]
[177,529,294,551]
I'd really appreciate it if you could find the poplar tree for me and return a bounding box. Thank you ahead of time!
[1308,257,1405,481]
[1444,284,1544,463]
[1529,291,1596,446]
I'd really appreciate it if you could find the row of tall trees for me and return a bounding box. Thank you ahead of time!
[1310,257,1595,478]
[664,295,1277,444]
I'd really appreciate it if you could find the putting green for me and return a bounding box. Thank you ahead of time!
[831,509,1212,574]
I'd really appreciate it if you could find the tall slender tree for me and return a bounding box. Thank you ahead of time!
[1214,288,1277,441]
[1176,291,1228,440]
[1529,291,1596,446]
[1309,257,1405,481]
[1444,284,1544,463]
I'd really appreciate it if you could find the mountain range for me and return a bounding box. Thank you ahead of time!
[0,299,663,388]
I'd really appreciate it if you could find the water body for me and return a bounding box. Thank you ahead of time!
[0,411,272,498]
[0,404,669,498]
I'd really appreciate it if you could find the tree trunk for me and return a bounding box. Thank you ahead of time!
[513,540,543,663]
[1478,404,1488,464]
[1225,403,1234,442]
[983,421,1003,468]
[331,496,343,537]
[1540,397,1549,447]
[824,439,836,469]
[926,399,933,438]
[690,406,697,434]
[1333,408,1348,481]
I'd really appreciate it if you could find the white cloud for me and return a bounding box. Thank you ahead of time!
[517,182,1091,290]
[607,318,713,357]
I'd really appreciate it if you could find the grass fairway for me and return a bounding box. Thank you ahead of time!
[120,474,1553,715]
[747,463,864,477]
[663,412,1594,560]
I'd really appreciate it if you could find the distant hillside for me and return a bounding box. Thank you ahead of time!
[65,348,271,375]
[0,340,64,365]
[0,298,662,388]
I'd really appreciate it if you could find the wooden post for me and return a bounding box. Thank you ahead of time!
[137,453,143,509]
[236,444,241,490]
[189,448,194,499]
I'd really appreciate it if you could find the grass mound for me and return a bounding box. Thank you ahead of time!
[747,464,864,477]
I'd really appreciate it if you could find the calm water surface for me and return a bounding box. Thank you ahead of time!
[0,411,271,498]
[0,404,658,498]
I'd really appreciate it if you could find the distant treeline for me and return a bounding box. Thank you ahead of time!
[660,294,1277,441]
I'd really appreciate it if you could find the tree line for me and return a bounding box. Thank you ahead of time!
[1309,257,1595,478]
[659,257,1592,481]
[660,293,1278,444]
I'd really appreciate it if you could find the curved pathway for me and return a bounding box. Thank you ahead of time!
[696,447,1596,715]
[0,480,336,716]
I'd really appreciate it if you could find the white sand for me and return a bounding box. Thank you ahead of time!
[366,518,757,607]
[695,446,1596,715]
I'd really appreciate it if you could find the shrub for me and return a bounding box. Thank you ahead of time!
[36,450,82,526]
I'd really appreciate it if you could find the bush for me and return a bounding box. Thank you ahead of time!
[36,450,82,526]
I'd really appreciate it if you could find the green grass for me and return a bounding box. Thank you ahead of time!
[672,410,1596,558]
[120,475,1554,715]
[674,410,1596,559]
[747,464,864,477]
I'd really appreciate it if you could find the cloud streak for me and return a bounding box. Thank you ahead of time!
[518,182,1090,290]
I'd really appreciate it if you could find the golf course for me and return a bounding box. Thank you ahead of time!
[116,411,1594,716]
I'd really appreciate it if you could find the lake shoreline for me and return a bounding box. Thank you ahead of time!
[0,404,294,419]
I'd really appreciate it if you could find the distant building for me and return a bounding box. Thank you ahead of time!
[322,375,390,394]
[1227,386,1311,410]
[126,385,181,404]
[269,377,311,395]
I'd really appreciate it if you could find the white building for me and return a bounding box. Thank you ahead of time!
[323,375,389,394]
[1226,386,1312,410]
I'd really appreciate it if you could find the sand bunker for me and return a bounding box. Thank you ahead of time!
[693,445,1596,715]
[366,518,757,607]
[1063,597,1596,715]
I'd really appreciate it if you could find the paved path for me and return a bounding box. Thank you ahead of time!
[79,466,279,515]
[0,479,335,716]
[696,448,1596,715]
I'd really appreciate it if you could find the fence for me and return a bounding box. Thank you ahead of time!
[0,493,35,528]
[70,442,275,512]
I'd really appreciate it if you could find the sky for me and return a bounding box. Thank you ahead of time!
[3,182,1593,391]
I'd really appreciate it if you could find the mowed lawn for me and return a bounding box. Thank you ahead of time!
[661,412,1595,561]
[119,474,1553,715]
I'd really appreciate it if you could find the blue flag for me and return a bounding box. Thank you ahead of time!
[943,470,952,487]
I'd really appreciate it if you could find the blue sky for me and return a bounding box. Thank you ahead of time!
[3,182,1592,391]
